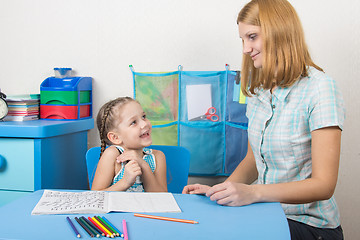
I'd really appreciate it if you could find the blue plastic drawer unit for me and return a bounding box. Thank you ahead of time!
[0,118,94,206]
[40,68,92,120]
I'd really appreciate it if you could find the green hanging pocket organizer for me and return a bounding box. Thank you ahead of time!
[131,65,248,176]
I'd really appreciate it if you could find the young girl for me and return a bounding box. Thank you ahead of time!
[183,0,345,239]
[91,97,167,192]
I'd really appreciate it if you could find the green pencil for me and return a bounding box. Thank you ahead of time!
[80,216,100,238]
[95,216,116,237]
[75,217,94,237]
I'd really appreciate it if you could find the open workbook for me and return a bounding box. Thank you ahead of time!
[31,190,181,215]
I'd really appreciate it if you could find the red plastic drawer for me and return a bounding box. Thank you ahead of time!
[40,105,91,120]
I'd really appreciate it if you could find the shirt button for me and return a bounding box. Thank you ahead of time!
[272,105,276,109]
[262,159,265,163]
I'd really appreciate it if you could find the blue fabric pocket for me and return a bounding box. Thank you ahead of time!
[132,66,248,176]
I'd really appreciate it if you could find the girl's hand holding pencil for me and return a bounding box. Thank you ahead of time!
[122,160,142,186]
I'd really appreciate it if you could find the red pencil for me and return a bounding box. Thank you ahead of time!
[88,217,106,237]
[93,216,114,238]
[95,216,116,237]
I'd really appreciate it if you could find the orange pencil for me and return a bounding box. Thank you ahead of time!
[134,213,199,224]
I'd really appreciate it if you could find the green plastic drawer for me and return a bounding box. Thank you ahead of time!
[40,90,91,105]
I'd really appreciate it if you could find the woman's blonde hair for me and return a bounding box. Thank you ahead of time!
[237,0,323,96]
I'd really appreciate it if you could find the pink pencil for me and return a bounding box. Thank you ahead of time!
[122,219,129,240]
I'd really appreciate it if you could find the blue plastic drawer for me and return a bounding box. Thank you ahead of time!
[0,138,34,191]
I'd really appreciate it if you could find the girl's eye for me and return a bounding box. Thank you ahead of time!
[142,114,146,120]
[131,120,136,126]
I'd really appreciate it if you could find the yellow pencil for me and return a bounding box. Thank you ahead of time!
[92,216,114,238]
[134,213,198,224]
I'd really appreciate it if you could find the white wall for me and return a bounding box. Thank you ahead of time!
[0,0,359,238]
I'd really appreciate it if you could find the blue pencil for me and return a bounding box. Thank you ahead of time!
[101,216,124,237]
[66,217,81,238]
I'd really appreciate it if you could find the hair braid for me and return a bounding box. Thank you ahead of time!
[99,101,116,155]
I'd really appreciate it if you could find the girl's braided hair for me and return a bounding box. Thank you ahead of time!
[96,97,135,155]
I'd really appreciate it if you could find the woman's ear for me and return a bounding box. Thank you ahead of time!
[107,131,123,145]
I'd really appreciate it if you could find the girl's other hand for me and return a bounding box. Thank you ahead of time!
[122,160,142,186]
[182,184,210,194]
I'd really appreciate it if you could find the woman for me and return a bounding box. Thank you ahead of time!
[183,0,345,239]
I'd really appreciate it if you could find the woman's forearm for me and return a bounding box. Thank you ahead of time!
[254,177,337,204]
[226,141,258,184]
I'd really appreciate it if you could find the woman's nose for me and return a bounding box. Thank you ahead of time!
[243,41,252,55]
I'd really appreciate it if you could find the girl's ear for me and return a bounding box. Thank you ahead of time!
[107,131,123,145]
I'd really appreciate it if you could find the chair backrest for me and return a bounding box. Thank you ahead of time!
[85,146,102,190]
[150,145,191,193]
[86,145,191,193]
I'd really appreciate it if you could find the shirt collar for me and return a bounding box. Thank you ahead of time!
[115,145,150,155]
[256,80,300,103]
[273,80,300,102]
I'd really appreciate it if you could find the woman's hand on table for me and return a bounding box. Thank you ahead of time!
[205,181,259,206]
[182,184,211,195]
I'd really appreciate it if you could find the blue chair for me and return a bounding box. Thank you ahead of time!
[86,145,191,193]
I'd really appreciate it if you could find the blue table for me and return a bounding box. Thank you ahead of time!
[0,190,290,240]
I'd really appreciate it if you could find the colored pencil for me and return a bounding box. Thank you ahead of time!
[122,219,129,240]
[80,216,100,238]
[101,216,124,237]
[95,216,115,238]
[75,217,94,237]
[98,216,119,237]
[91,216,110,237]
[92,216,113,238]
[134,213,199,224]
[66,217,81,238]
[83,217,103,237]
[88,217,106,237]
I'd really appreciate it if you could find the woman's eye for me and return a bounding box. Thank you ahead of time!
[249,34,257,40]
